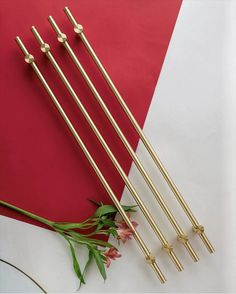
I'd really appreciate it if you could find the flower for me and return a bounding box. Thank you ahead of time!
[0,200,137,286]
[116,214,138,243]
[104,247,122,268]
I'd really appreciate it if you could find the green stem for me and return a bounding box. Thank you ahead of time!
[80,216,98,224]
[77,222,99,229]
[82,230,110,237]
[0,200,53,227]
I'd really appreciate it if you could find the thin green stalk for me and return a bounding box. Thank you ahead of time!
[0,200,53,227]
[81,230,111,237]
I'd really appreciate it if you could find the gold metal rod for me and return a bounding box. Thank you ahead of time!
[64,7,214,254]
[31,26,183,272]
[15,36,166,283]
[48,15,199,262]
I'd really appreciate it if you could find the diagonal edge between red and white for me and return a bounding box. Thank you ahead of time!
[1,1,236,292]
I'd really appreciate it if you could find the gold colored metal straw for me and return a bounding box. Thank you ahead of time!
[31,26,183,272]
[63,7,214,254]
[15,36,166,283]
[48,15,199,262]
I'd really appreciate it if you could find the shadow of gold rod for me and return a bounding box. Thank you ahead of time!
[15,35,166,283]
[31,26,183,272]
[63,6,214,254]
[48,15,199,262]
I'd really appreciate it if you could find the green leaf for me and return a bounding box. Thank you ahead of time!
[87,238,114,248]
[100,218,116,228]
[68,231,114,248]
[93,204,137,218]
[53,220,99,231]
[121,204,137,212]
[90,247,107,281]
[79,247,94,289]
[63,235,85,285]
[96,222,104,231]
[94,218,116,232]
[93,205,117,217]
[107,227,118,238]
[53,222,87,230]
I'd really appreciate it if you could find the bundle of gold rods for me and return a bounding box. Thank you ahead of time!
[47,15,199,262]
[63,7,214,254]
[15,36,166,283]
[15,6,214,282]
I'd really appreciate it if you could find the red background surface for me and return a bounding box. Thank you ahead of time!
[0,0,182,226]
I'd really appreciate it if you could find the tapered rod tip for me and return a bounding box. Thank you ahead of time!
[200,232,215,253]
[152,262,167,283]
[48,15,62,36]
[185,241,199,262]
[169,250,184,272]
[15,36,28,56]
[31,25,36,30]
[63,6,80,31]
[31,26,37,35]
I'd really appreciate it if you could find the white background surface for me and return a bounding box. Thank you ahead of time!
[1,0,236,292]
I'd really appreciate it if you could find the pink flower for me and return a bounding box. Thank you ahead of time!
[116,215,138,243]
[104,247,122,268]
